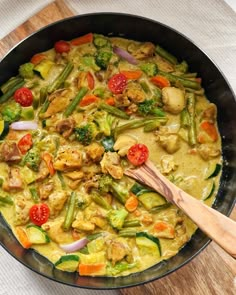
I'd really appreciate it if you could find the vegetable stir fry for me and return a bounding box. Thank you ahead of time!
[0,33,222,277]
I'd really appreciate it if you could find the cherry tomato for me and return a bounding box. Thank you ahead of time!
[14,87,33,107]
[29,204,50,226]
[54,40,70,53]
[127,143,149,166]
[108,73,127,94]
[18,133,33,155]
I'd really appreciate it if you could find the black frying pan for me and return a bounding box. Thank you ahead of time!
[0,13,236,289]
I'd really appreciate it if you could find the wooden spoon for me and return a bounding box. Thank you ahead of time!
[124,159,236,258]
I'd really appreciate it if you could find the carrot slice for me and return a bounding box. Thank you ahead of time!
[150,75,170,88]
[200,121,218,142]
[105,97,116,106]
[30,53,46,65]
[42,152,55,176]
[120,70,142,80]
[125,194,139,212]
[154,221,175,236]
[71,33,93,46]
[78,263,106,276]
[15,227,32,249]
[87,72,95,90]
[79,94,99,107]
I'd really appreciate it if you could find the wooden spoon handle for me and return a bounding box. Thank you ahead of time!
[125,160,236,258]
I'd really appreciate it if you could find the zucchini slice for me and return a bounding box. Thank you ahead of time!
[138,192,166,210]
[34,60,54,79]
[26,225,50,244]
[54,255,79,272]
[136,232,161,256]
[0,120,9,139]
[202,180,215,201]
[205,163,221,179]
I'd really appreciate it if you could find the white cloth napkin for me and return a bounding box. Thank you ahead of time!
[0,1,236,294]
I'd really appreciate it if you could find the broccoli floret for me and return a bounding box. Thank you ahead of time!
[107,208,128,230]
[80,56,101,71]
[175,60,188,73]
[75,122,98,146]
[1,102,22,123]
[140,63,158,77]
[138,99,165,117]
[95,50,112,70]
[23,148,41,171]
[98,175,129,204]
[19,62,35,79]
[93,110,115,136]
[101,136,115,152]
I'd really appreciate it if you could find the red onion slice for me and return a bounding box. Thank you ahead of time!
[10,121,38,130]
[59,237,89,253]
[113,46,138,65]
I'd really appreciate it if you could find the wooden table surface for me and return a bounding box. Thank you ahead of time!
[0,1,235,294]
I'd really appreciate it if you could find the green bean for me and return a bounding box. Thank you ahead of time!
[150,203,171,212]
[64,87,88,117]
[63,192,76,231]
[180,109,190,128]
[181,73,198,78]
[119,229,137,237]
[0,195,13,205]
[91,192,112,210]
[1,77,23,94]
[0,80,25,103]
[158,70,201,90]
[57,171,66,189]
[143,120,161,132]
[40,87,48,104]
[186,93,197,146]
[123,220,141,228]
[47,62,74,94]
[99,103,130,119]
[185,87,205,96]
[39,98,50,116]
[140,81,150,93]
[29,187,39,203]
[87,232,103,241]
[155,45,178,65]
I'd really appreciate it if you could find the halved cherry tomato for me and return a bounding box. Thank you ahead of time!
[127,143,149,166]
[14,87,33,107]
[30,53,46,65]
[18,133,33,155]
[54,40,70,53]
[29,204,50,226]
[108,73,127,94]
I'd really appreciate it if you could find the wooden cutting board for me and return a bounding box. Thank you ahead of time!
[0,1,235,294]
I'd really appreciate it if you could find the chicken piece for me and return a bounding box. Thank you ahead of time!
[106,237,130,265]
[157,133,180,154]
[114,94,131,107]
[38,182,54,200]
[36,160,49,182]
[64,171,84,180]
[197,143,221,161]
[84,179,99,193]
[124,82,145,103]
[48,191,69,217]
[162,87,186,114]
[3,167,23,192]
[14,196,33,225]
[113,134,137,156]
[85,142,105,162]
[53,148,83,171]
[100,152,123,179]
[160,155,178,175]
[56,118,76,138]
[90,216,107,229]
[128,42,155,59]
[42,218,73,244]
[0,142,21,163]
[202,103,217,122]
[72,219,95,231]
[42,89,73,118]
